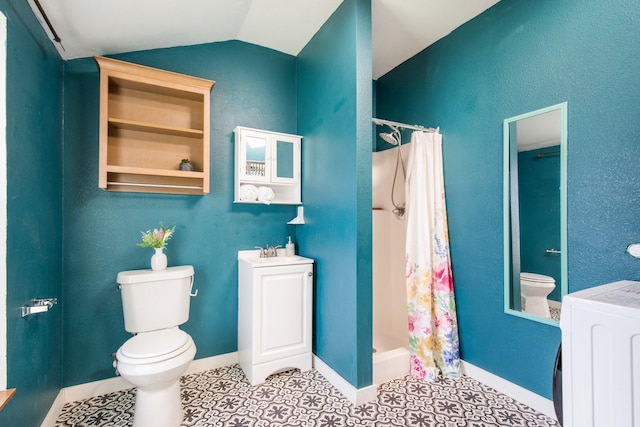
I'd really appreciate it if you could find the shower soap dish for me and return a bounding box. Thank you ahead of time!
[287,206,305,225]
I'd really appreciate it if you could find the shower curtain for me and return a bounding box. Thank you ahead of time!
[405,130,461,381]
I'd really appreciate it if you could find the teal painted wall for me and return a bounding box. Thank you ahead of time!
[62,41,299,386]
[518,146,561,302]
[297,0,373,388]
[0,1,64,425]
[376,0,640,398]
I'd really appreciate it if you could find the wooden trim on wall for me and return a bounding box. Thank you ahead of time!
[0,388,16,411]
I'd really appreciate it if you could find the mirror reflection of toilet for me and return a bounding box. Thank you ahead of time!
[114,266,197,427]
[520,272,556,319]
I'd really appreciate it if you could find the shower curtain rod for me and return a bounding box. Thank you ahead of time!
[372,117,438,132]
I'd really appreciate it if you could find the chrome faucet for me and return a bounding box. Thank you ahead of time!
[266,245,281,257]
[255,245,280,257]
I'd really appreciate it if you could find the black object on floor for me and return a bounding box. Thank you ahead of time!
[553,343,563,426]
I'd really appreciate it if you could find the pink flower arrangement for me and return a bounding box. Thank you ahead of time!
[137,222,175,249]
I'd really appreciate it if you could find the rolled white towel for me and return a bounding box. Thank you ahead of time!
[239,184,258,201]
[257,186,275,205]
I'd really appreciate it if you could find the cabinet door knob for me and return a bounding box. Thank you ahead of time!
[308,272,313,277]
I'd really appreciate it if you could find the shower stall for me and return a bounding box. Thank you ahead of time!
[371,143,410,384]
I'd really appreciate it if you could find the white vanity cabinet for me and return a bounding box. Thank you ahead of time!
[237,251,314,385]
[234,126,302,204]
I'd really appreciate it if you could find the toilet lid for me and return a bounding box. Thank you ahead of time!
[521,272,555,283]
[118,329,192,364]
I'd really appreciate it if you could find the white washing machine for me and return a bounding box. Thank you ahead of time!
[560,280,640,427]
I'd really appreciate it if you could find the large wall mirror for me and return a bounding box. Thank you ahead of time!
[503,102,567,326]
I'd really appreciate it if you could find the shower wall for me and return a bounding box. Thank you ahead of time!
[372,144,410,383]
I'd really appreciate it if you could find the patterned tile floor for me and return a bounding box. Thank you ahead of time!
[55,364,560,427]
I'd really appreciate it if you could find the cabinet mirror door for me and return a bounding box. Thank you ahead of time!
[241,131,269,181]
[272,137,299,184]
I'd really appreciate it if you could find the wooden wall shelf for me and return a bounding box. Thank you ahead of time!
[95,56,215,195]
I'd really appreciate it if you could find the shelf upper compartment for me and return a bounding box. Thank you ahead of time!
[108,117,204,138]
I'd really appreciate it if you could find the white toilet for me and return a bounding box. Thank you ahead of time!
[115,265,197,427]
[520,272,556,318]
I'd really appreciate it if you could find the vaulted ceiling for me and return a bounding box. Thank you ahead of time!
[29,0,499,79]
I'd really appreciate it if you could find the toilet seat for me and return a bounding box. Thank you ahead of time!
[521,272,555,286]
[118,328,192,365]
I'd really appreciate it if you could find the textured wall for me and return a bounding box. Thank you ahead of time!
[297,0,373,387]
[376,0,640,398]
[0,0,64,425]
[62,41,299,386]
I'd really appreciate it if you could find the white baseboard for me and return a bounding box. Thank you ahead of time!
[312,355,377,406]
[184,351,238,376]
[372,347,410,385]
[461,360,557,421]
[40,352,239,427]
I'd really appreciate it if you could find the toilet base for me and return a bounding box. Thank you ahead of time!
[523,296,551,318]
[133,380,182,427]
[116,333,196,427]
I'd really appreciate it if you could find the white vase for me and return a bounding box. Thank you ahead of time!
[151,247,167,271]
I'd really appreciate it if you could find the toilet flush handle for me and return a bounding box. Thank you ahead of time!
[189,275,198,297]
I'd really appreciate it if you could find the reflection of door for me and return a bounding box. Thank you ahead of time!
[0,12,7,389]
[518,146,562,301]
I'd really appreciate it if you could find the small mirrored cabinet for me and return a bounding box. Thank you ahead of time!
[234,126,302,204]
[95,56,215,195]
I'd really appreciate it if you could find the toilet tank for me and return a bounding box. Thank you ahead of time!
[117,265,195,333]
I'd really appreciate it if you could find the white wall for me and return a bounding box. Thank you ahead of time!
[372,145,410,351]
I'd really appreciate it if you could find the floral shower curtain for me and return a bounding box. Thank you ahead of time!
[405,130,461,381]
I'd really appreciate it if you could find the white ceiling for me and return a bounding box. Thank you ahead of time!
[516,109,563,152]
[29,0,500,79]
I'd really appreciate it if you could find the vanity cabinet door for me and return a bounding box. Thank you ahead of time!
[252,264,313,364]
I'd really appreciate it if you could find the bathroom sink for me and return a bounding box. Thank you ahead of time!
[251,256,302,263]
[238,251,313,267]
